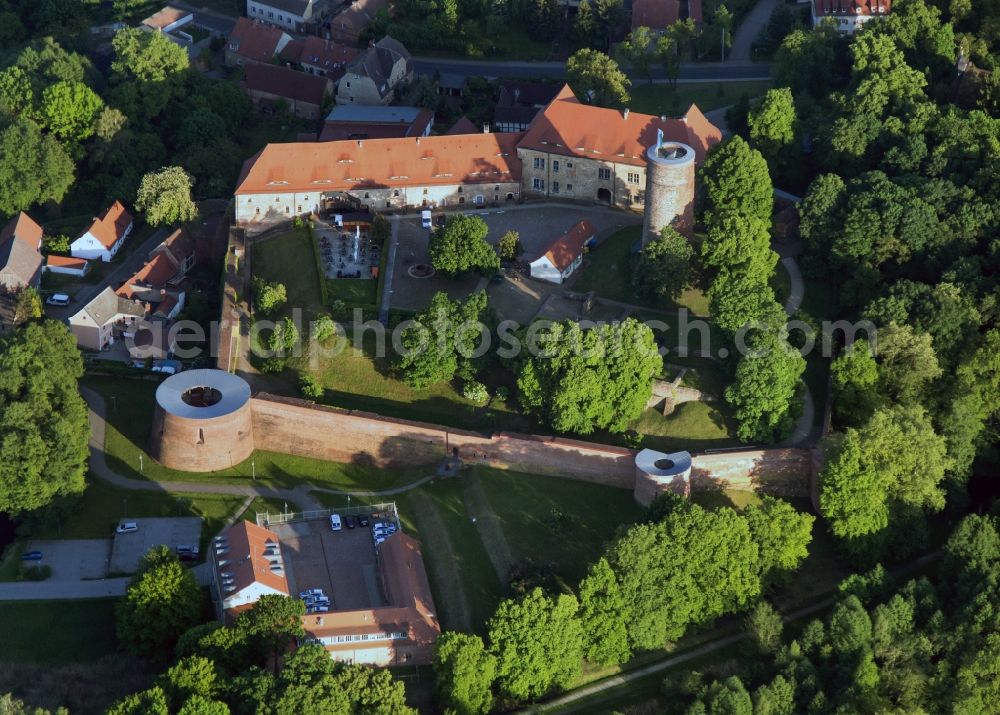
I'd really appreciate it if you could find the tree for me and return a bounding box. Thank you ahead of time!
[267,317,299,355]
[621,27,656,83]
[747,88,796,163]
[526,0,560,40]
[136,166,198,227]
[743,497,814,584]
[515,318,661,434]
[40,80,103,142]
[106,687,170,715]
[0,321,89,515]
[633,227,693,304]
[252,278,287,315]
[566,49,631,107]
[655,34,681,88]
[12,287,42,327]
[496,229,522,261]
[396,291,488,389]
[874,323,941,404]
[830,342,881,427]
[700,136,773,227]
[745,601,783,653]
[573,0,597,47]
[577,557,632,666]
[434,632,497,715]
[489,588,584,700]
[158,656,219,708]
[0,119,74,215]
[701,676,751,715]
[752,675,795,715]
[116,546,203,661]
[429,215,499,276]
[725,309,806,443]
[110,28,189,118]
[233,594,305,671]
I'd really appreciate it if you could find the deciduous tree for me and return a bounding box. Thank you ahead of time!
[577,557,632,666]
[566,49,630,107]
[633,227,693,304]
[430,215,499,276]
[433,632,497,715]
[40,80,103,142]
[0,119,74,215]
[136,166,198,227]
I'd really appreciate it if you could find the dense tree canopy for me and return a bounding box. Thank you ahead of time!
[633,227,694,304]
[565,49,631,107]
[0,321,88,514]
[433,632,497,715]
[136,166,198,227]
[0,118,74,215]
[429,215,499,276]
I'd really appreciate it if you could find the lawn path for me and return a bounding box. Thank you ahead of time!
[461,473,515,583]
[406,490,474,632]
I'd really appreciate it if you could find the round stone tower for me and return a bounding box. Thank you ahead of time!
[633,448,693,506]
[641,138,696,247]
[149,369,255,472]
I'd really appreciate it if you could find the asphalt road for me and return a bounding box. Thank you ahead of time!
[413,57,772,83]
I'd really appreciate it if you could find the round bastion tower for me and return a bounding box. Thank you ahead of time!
[641,132,696,247]
[149,369,255,472]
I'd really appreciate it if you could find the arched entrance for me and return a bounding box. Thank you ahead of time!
[597,188,612,203]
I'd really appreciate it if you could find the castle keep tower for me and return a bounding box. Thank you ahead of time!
[641,132,696,246]
[149,369,254,472]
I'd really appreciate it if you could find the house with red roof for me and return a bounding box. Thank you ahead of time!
[115,227,196,321]
[0,212,44,291]
[517,84,720,211]
[225,17,293,68]
[529,220,596,284]
[45,254,91,278]
[244,63,332,120]
[812,0,890,33]
[632,0,680,31]
[281,35,359,81]
[70,201,133,263]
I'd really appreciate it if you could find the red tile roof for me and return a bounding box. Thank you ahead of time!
[81,201,132,250]
[219,521,290,603]
[541,220,595,271]
[632,0,680,30]
[143,6,190,30]
[235,133,523,195]
[46,255,88,269]
[228,17,287,63]
[245,63,331,107]
[445,116,479,136]
[813,0,890,15]
[116,253,178,299]
[519,85,721,167]
[291,36,359,76]
[0,212,43,249]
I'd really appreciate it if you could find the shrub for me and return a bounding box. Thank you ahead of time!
[299,374,323,399]
[312,315,336,342]
[259,357,286,374]
[463,380,489,404]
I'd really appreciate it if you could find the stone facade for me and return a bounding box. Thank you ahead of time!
[149,396,255,472]
[517,147,647,211]
[642,141,695,243]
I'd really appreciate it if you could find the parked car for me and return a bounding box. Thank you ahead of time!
[45,293,70,306]
[344,515,356,529]
[20,550,42,561]
[329,514,342,531]
[299,589,324,599]
[307,606,329,614]
[357,514,369,527]
[176,544,199,555]
[421,210,432,229]
[116,522,138,534]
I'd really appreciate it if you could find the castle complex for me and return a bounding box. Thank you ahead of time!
[234,85,721,232]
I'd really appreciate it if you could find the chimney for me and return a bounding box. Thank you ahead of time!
[483,123,489,133]
[623,108,630,120]
[415,137,420,145]
[660,114,667,121]
[357,139,363,148]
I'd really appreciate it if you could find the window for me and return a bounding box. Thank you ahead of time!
[364,192,370,198]
[297,206,301,212]
[533,157,545,170]
[628,172,640,184]
[457,187,463,193]
[494,185,499,191]
[285,206,290,213]
[566,183,573,191]
[268,10,273,18]
[255,207,260,214]
[346,81,351,88]
[385,201,391,207]
[598,167,612,181]
[566,161,573,168]
[553,160,559,173]
[552,181,560,194]
[393,190,399,197]
[532,178,545,190]
[423,188,428,195]
[459,196,465,203]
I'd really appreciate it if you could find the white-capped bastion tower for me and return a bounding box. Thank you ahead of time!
[641,130,696,247]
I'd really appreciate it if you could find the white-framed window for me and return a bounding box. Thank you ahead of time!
[566,161,573,168]
[552,160,559,173]
[532,178,545,190]
[552,181,560,194]
[628,172,640,184]
[533,157,545,170]
[566,183,573,191]
[598,167,611,180]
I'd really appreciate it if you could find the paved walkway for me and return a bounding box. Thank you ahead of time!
[781,256,804,316]
[0,578,131,600]
[729,0,781,63]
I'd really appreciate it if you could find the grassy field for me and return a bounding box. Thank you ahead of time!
[630,80,773,116]
[0,599,119,664]
[632,402,736,452]
[574,226,711,316]
[253,229,326,319]
[327,278,378,308]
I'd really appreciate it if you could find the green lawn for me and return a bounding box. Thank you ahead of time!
[476,468,644,588]
[327,278,378,308]
[574,226,711,316]
[84,376,427,493]
[253,229,326,319]
[631,402,737,452]
[0,599,119,665]
[630,80,774,116]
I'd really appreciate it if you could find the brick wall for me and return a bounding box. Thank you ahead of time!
[690,449,812,496]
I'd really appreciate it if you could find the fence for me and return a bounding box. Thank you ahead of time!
[256,501,398,527]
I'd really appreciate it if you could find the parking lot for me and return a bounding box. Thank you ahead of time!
[110,517,203,574]
[24,539,112,581]
[390,204,640,317]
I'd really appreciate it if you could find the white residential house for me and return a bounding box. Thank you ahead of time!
[811,0,890,34]
[45,255,91,277]
[67,287,146,352]
[70,201,134,262]
[529,220,596,285]
[246,0,315,31]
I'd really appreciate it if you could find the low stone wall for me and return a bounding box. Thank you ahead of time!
[690,448,812,497]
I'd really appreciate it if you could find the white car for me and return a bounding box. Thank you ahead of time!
[116,522,138,534]
[307,606,329,614]
[46,293,71,306]
[329,514,342,531]
[421,210,432,229]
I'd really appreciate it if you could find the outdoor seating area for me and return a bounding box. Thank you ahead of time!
[317,219,380,280]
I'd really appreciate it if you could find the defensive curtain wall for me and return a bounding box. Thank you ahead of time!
[150,371,813,505]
